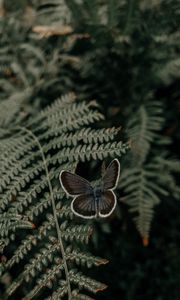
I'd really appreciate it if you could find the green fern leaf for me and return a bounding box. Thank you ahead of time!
[0,93,128,299]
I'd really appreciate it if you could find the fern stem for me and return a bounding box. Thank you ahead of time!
[20,127,72,300]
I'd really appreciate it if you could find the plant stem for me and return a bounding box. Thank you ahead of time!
[21,127,72,300]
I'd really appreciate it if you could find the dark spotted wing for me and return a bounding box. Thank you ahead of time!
[98,190,116,217]
[60,171,93,196]
[71,194,96,219]
[102,159,120,191]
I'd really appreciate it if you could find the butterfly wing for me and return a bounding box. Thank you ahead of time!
[102,159,120,191]
[60,171,93,196]
[71,193,96,219]
[98,190,116,217]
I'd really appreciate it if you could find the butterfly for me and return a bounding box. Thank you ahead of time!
[59,159,120,219]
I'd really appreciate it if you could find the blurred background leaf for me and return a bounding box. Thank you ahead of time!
[0,0,179,299]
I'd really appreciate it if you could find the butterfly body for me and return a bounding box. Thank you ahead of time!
[93,186,103,218]
[60,159,120,219]
[94,186,102,202]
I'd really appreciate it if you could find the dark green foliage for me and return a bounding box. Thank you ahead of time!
[65,0,180,241]
[0,0,180,299]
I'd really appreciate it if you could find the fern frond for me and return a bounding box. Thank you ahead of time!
[121,99,177,242]
[61,222,93,244]
[43,127,121,151]
[66,247,108,268]
[0,212,34,238]
[46,285,96,300]
[72,291,94,300]
[69,270,107,294]
[127,101,164,164]
[0,93,128,299]
[121,158,174,241]
[121,168,153,239]
[157,58,180,85]
[0,96,24,127]
[0,212,34,257]
[32,0,71,26]
[45,281,68,300]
